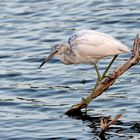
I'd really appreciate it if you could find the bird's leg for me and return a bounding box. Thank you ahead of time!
[93,55,117,91]
[94,63,102,82]
[102,55,118,79]
[92,63,102,91]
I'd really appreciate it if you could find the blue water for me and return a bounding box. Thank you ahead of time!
[0,0,140,139]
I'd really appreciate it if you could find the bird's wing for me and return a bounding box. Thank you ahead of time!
[68,30,129,57]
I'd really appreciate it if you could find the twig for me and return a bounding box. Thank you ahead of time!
[65,34,140,115]
[99,114,122,140]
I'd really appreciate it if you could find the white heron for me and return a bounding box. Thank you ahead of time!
[39,30,129,83]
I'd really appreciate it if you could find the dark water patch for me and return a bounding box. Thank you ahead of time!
[0,72,22,78]
[131,123,140,133]
[0,101,19,107]
[0,55,12,59]
[101,20,120,25]
[7,137,55,140]
[11,35,32,39]
[62,79,94,85]
[40,39,61,43]
[16,87,38,93]
[17,97,41,103]
[13,11,35,16]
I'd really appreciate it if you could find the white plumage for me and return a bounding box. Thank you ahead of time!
[64,30,129,64]
[39,30,129,80]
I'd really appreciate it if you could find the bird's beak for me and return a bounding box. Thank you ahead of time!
[39,50,58,68]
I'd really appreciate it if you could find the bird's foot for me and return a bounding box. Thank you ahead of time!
[71,97,90,110]
[71,103,83,109]
[102,73,111,79]
[102,74,113,84]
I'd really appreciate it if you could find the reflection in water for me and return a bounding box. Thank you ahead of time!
[67,111,140,140]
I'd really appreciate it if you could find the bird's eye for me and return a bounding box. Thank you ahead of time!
[55,45,60,50]
[52,44,60,52]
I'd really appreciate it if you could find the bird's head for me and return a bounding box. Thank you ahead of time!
[39,43,69,68]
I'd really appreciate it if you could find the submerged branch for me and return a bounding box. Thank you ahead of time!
[65,34,140,115]
[99,114,122,140]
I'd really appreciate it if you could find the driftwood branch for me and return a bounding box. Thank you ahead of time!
[99,114,122,140]
[65,34,140,115]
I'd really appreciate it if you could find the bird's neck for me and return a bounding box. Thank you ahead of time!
[60,48,75,64]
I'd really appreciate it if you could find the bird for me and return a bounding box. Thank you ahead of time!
[39,30,129,83]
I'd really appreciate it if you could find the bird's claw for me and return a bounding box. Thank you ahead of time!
[71,103,82,109]
[71,97,90,109]
[102,74,113,84]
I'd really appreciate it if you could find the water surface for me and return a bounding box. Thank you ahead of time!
[0,0,140,139]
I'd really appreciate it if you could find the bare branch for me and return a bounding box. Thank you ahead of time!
[65,34,140,115]
[101,114,122,130]
[99,114,122,140]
